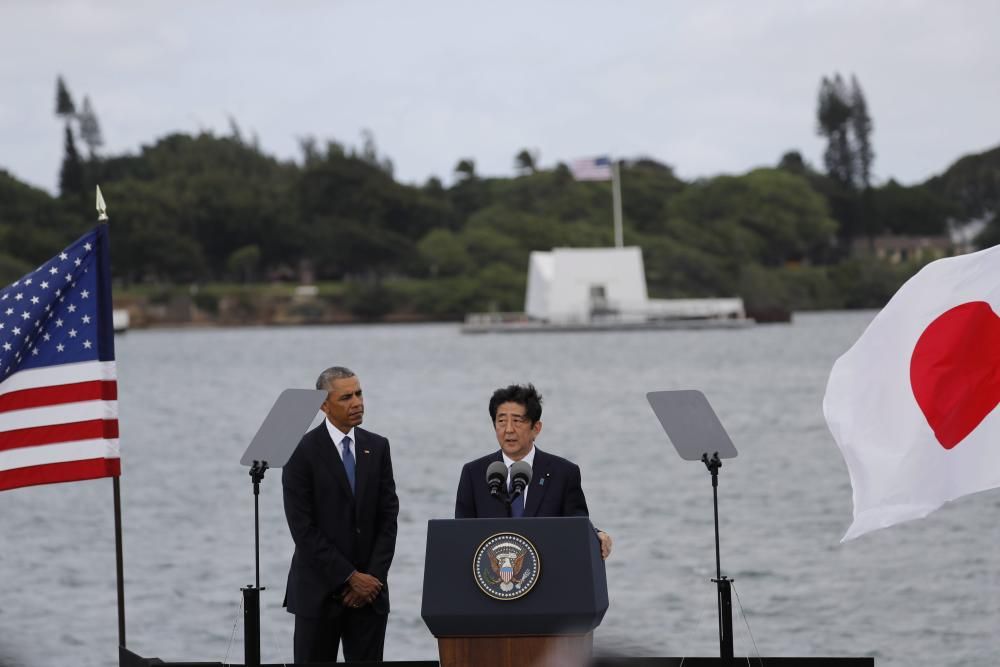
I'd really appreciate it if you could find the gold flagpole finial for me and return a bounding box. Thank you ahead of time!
[96,185,108,222]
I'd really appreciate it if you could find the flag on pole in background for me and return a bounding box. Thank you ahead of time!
[570,155,613,181]
[0,224,119,492]
[824,245,1000,541]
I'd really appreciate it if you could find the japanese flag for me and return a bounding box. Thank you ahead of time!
[824,245,1000,541]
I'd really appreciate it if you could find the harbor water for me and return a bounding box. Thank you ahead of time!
[1,311,997,666]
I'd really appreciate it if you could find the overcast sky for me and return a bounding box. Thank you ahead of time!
[2,1,998,195]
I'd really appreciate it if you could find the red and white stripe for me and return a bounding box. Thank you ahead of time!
[569,157,613,181]
[0,360,120,491]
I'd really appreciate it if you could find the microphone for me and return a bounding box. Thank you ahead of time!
[486,461,508,498]
[509,460,532,499]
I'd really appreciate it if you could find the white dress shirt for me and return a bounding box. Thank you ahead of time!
[325,419,356,461]
[502,445,536,505]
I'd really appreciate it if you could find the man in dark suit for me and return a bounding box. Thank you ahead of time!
[455,383,612,559]
[283,366,399,663]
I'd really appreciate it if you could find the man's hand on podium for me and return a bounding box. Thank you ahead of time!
[343,571,383,607]
[597,531,613,560]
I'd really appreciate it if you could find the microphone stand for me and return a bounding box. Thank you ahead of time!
[490,482,527,513]
[702,452,733,659]
[488,462,529,515]
[490,483,516,512]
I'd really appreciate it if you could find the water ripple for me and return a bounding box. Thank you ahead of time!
[2,313,998,666]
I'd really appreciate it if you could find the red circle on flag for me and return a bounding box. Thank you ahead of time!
[910,301,1000,449]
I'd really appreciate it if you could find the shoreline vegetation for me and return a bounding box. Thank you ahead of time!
[116,282,444,328]
[4,75,999,320]
[112,266,909,329]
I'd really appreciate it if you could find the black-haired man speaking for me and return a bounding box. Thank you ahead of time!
[454,383,612,559]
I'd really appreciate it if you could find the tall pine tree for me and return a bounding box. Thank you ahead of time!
[78,95,104,158]
[816,72,876,190]
[55,76,84,197]
[59,125,84,198]
[817,72,879,243]
[817,74,855,188]
[850,75,874,189]
[55,75,76,118]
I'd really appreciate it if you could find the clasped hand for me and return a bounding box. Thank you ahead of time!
[342,571,382,608]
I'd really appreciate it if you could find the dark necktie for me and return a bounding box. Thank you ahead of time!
[341,436,356,493]
[511,492,525,517]
[509,472,524,517]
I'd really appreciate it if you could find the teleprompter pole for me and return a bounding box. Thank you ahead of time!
[237,389,327,667]
[702,451,734,659]
[242,460,268,667]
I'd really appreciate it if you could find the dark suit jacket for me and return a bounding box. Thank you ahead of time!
[454,448,590,519]
[282,423,399,617]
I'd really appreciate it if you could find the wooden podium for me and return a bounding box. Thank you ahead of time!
[421,517,608,667]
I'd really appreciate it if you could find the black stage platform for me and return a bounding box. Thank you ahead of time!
[122,646,874,667]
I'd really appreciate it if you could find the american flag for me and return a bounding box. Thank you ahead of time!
[0,225,119,492]
[569,155,613,181]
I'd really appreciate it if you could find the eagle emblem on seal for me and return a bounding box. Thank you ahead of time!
[473,532,540,600]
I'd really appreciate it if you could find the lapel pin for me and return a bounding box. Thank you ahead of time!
[364,450,370,454]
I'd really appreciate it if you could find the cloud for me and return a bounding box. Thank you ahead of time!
[1,0,997,192]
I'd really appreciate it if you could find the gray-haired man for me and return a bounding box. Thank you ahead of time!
[282,367,399,662]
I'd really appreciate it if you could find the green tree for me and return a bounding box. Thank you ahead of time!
[817,74,855,188]
[423,176,446,197]
[514,148,537,174]
[359,128,378,166]
[227,115,246,145]
[831,258,918,309]
[450,159,489,218]
[417,228,471,276]
[0,251,32,284]
[460,223,524,270]
[55,76,76,118]
[617,159,686,234]
[850,75,874,188]
[777,150,808,176]
[54,76,84,199]
[471,262,526,312]
[227,244,261,282]
[454,158,476,181]
[871,180,951,235]
[0,169,84,262]
[816,73,879,242]
[298,135,321,166]
[640,235,734,297]
[99,179,208,282]
[637,168,837,298]
[924,145,1000,222]
[356,128,393,177]
[59,125,84,198]
[78,96,104,158]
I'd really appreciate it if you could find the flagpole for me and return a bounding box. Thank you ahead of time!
[98,185,126,650]
[113,476,126,648]
[611,160,623,248]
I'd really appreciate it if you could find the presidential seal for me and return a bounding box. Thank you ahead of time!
[473,532,540,600]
